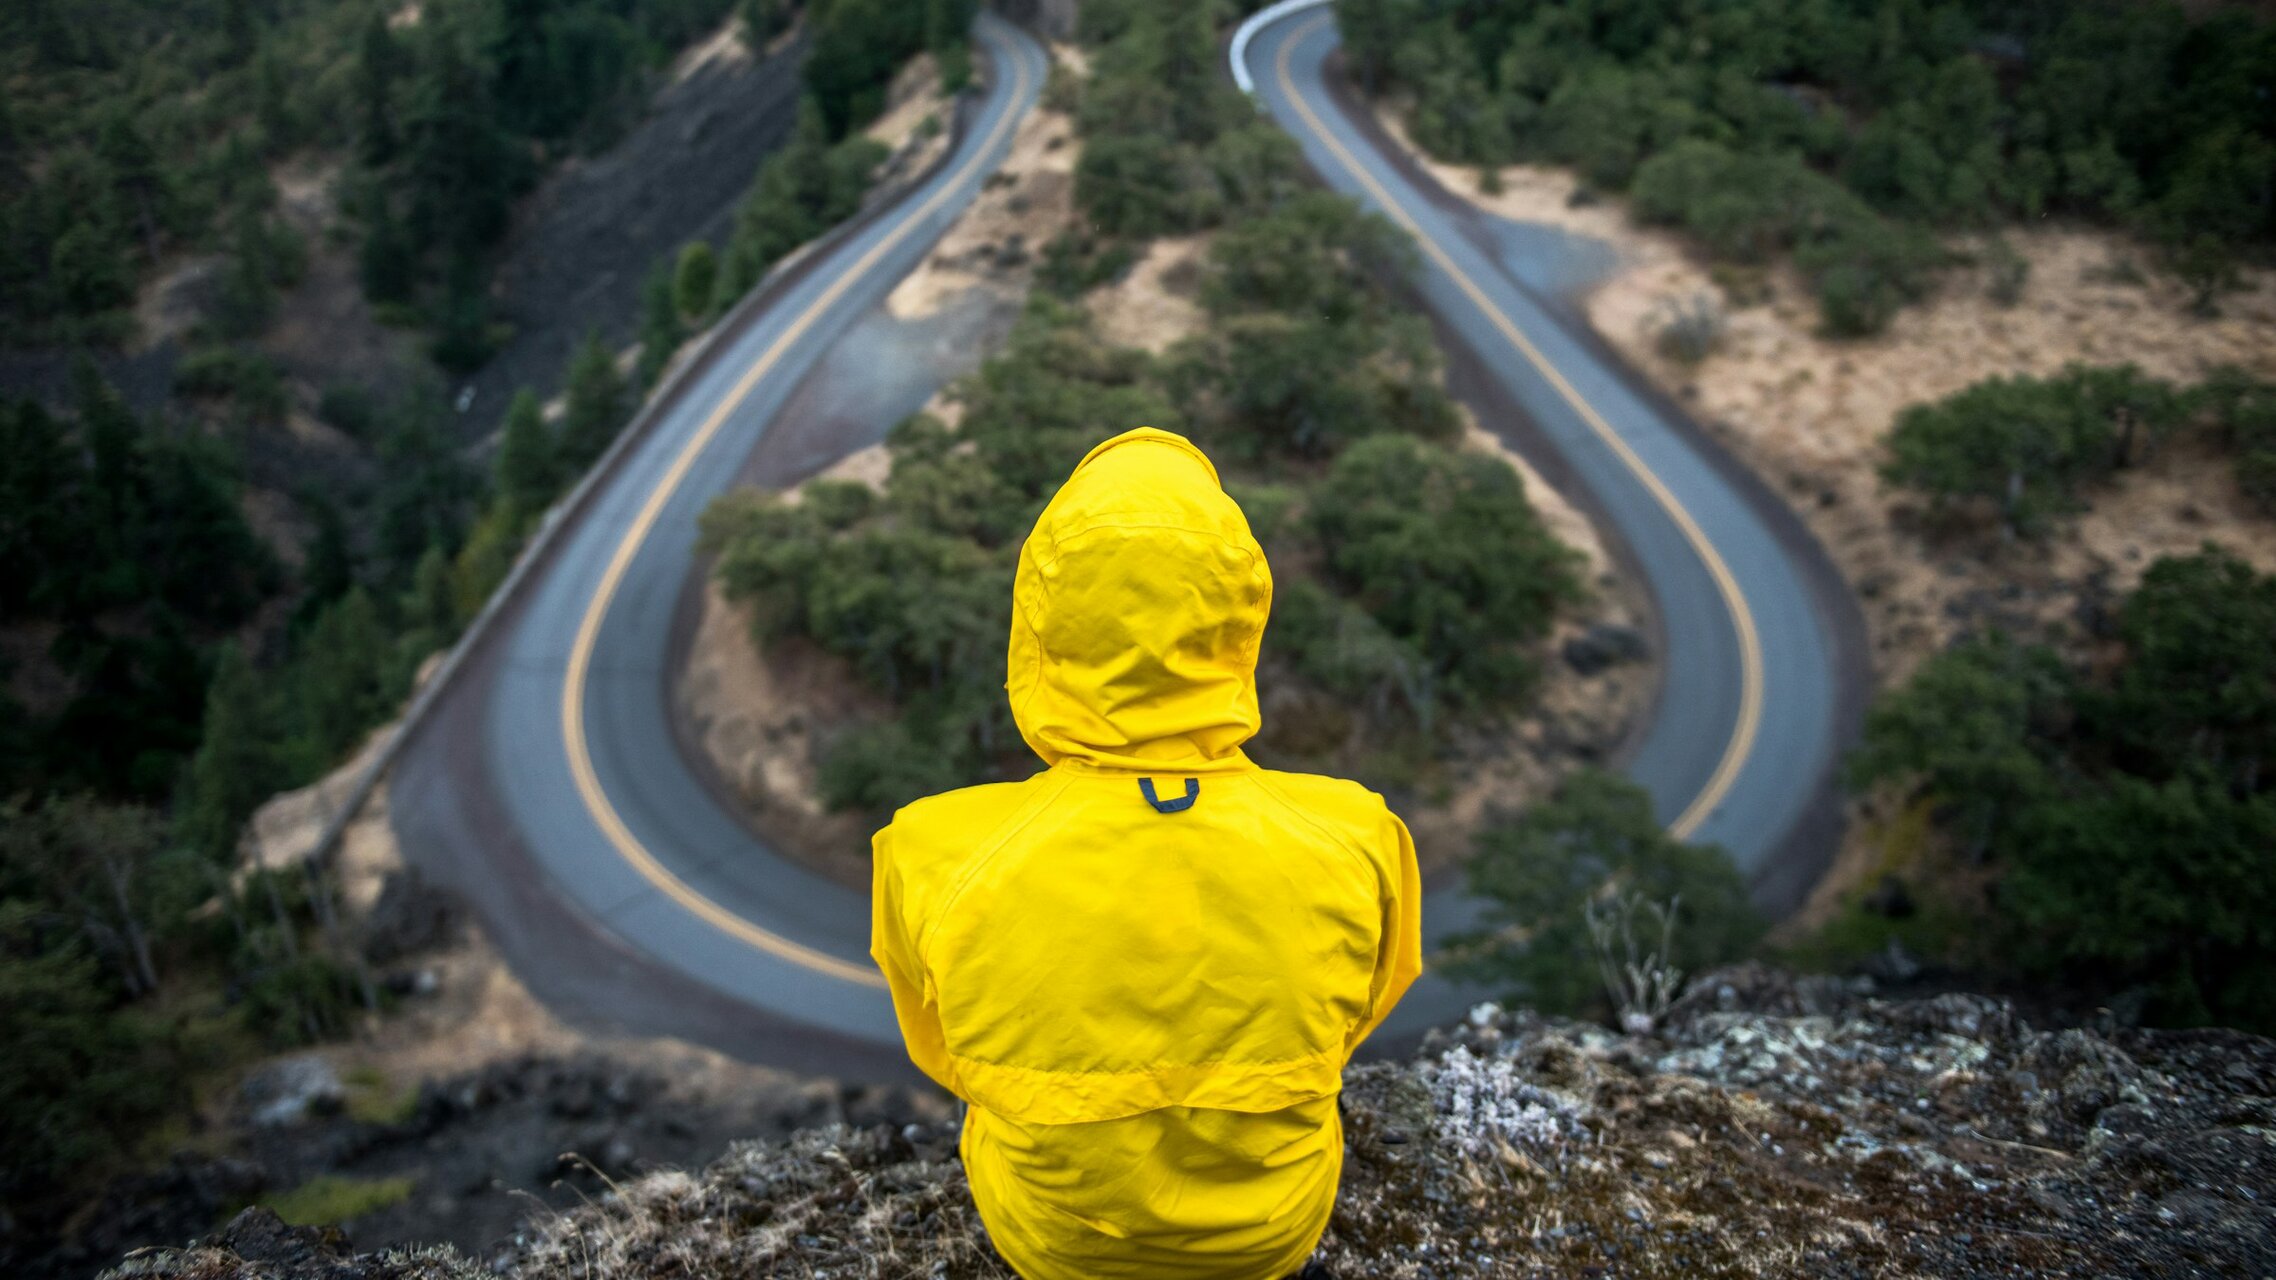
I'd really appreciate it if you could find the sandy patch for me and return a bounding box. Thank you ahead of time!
[1587,224,2276,691]
[1087,234,1209,353]
[862,53,958,197]
[795,440,892,496]
[884,80,1078,321]
[865,53,947,149]
[669,12,753,83]
[678,582,892,890]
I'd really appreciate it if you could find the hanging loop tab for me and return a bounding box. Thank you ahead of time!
[1139,778,1200,814]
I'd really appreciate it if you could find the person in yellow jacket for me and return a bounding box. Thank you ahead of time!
[870,427,1423,1280]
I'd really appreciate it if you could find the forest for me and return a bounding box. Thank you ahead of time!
[1336,0,2276,330]
[0,0,965,1208]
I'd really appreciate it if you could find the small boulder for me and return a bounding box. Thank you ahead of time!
[1562,624,1649,675]
[242,1055,346,1129]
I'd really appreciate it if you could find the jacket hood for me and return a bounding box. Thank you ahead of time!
[1006,428,1271,771]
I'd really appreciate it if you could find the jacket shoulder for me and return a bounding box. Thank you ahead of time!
[1251,769,1400,848]
[876,777,1049,902]
[888,779,1037,840]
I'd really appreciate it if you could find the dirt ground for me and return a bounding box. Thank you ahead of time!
[1364,104,2276,924]
[884,43,1085,322]
[1085,233,1210,351]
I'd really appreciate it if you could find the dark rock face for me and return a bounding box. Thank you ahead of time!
[359,871,461,967]
[101,968,2276,1279]
[1562,624,1650,675]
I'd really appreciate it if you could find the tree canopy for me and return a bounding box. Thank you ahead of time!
[1338,0,2276,331]
[1881,364,2265,538]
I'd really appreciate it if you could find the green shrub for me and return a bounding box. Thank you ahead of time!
[2198,369,2276,514]
[173,347,290,424]
[1631,141,1939,336]
[673,242,718,322]
[1311,436,1583,717]
[1342,0,2276,329]
[0,902,177,1199]
[1445,769,1762,1015]
[263,1174,416,1226]
[1880,364,2186,536]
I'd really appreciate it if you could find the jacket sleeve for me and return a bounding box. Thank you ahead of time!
[870,823,957,1093]
[1345,806,1424,1058]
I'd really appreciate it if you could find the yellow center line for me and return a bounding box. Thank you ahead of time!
[559,35,1038,988]
[1274,14,1762,840]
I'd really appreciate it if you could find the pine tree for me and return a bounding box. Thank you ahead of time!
[495,389,558,523]
[375,388,475,577]
[429,253,493,374]
[293,588,387,764]
[559,333,627,468]
[674,242,718,322]
[295,496,356,624]
[215,204,279,338]
[180,642,280,863]
[358,193,416,304]
[405,37,513,256]
[219,0,256,67]
[72,362,141,611]
[638,259,687,390]
[404,542,458,638]
[0,400,82,616]
[95,109,162,265]
[355,12,400,167]
[492,0,556,138]
[254,40,296,153]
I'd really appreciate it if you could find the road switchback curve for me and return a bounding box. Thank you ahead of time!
[388,6,1865,1073]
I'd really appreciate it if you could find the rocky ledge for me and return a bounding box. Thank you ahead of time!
[104,966,2274,1278]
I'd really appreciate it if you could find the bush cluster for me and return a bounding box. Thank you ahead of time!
[1064,0,1306,244]
[1854,548,2276,1031]
[1879,364,2275,537]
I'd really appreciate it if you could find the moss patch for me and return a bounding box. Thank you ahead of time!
[260,1174,415,1227]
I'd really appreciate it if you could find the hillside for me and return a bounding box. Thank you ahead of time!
[104,969,2276,1278]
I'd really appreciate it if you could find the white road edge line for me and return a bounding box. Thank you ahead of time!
[1230,0,1334,95]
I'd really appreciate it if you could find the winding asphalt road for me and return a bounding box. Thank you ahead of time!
[389,8,1862,1074]
[1242,2,1861,1036]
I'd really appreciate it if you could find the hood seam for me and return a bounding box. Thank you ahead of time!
[1029,522,1266,574]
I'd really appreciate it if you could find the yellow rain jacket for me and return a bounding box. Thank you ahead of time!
[871,428,1423,1280]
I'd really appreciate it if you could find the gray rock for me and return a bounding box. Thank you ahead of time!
[241,1055,345,1129]
[1561,624,1649,675]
